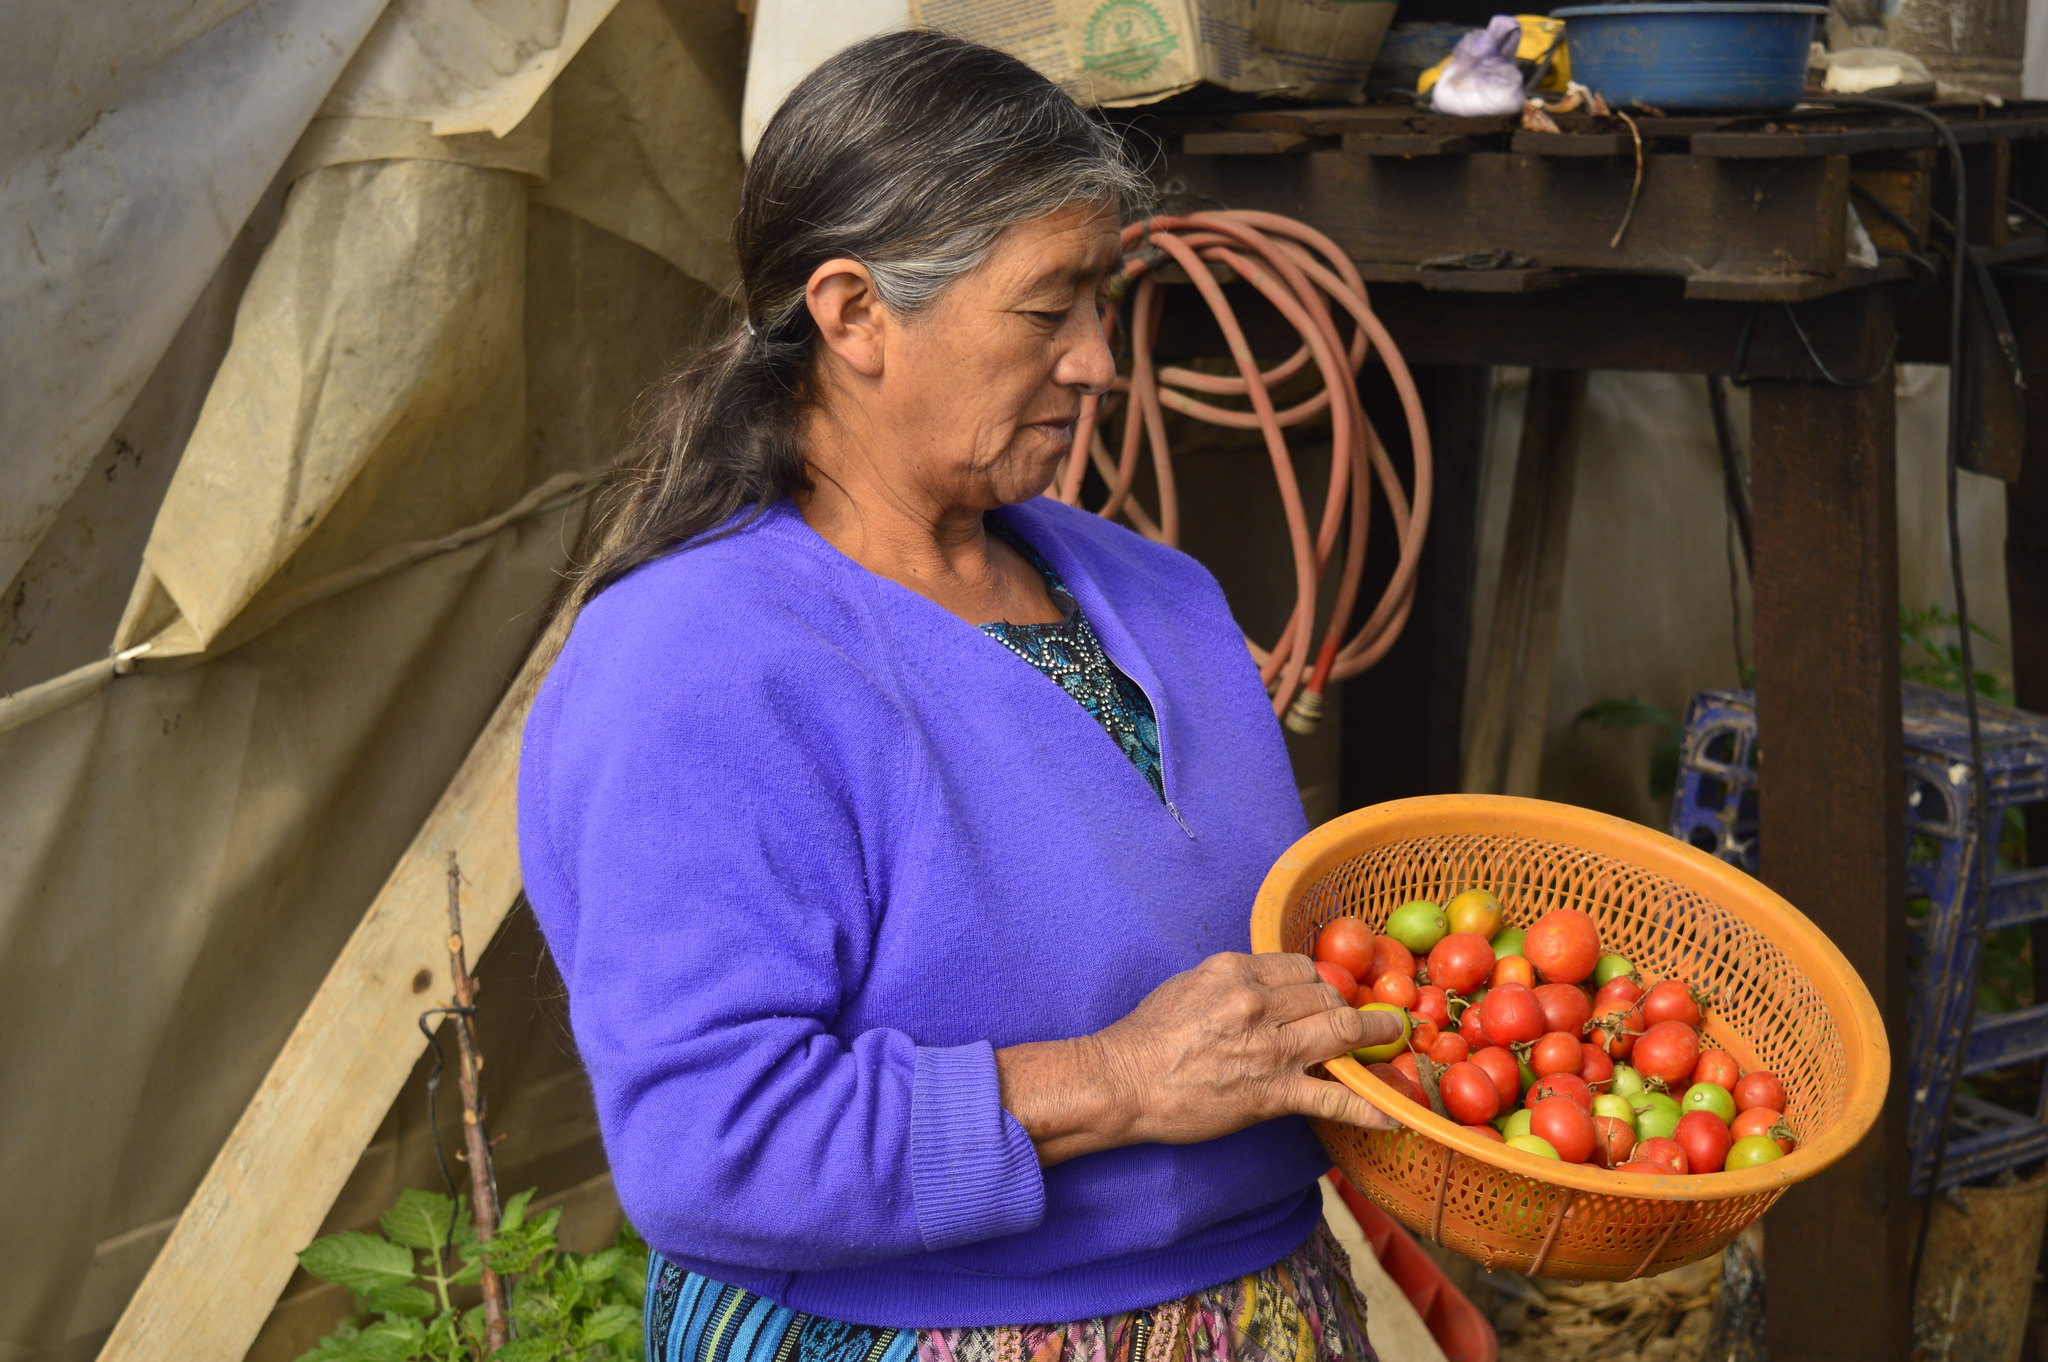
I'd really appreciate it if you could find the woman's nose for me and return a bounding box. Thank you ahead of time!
[1059,311,1117,397]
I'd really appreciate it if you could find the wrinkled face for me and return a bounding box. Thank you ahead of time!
[864,203,1122,510]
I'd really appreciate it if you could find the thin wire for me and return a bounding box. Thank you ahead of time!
[1817,94,1992,1306]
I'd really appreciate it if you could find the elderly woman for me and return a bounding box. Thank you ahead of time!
[519,29,1402,1362]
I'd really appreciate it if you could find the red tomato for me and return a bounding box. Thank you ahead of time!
[1675,1110,1733,1174]
[1490,954,1535,989]
[1579,1044,1615,1091]
[1636,1136,1689,1175]
[1524,1073,1593,1111]
[1530,1095,1596,1163]
[1731,1107,1797,1153]
[1458,1005,1490,1048]
[1531,1031,1584,1077]
[1373,971,1420,1009]
[1367,1062,1425,1107]
[1428,932,1495,994]
[1692,1049,1740,1091]
[1733,1070,1786,1113]
[1441,1061,1501,1124]
[1391,1052,1421,1085]
[1594,975,1644,1009]
[1313,959,1359,1005]
[1412,985,1453,1031]
[1314,917,1375,980]
[1427,1032,1471,1066]
[1479,984,1545,1046]
[1524,908,1600,984]
[1588,1005,1639,1061]
[1592,1115,1637,1169]
[1410,1019,1442,1054]
[1633,1021,1702,1087]
[1365,936,1417,987]
[1464,1123,1506,1141]
[1640,980,1703,1028]
[1616,1160,1673,1175]
[1470,1046,1522,1107]
[1533,983,1593,1037]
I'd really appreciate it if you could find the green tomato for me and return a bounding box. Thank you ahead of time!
[1500,1109,1534,1140]
[1682,1082,1738,1124]
[1725,1134,1786,1170]
[1592,1093,1640,1128]
[1608,1065,1648,1100]
[1505,1133,1560,1160]
[1633,1092,1681,1141]
[1593,954,1636,986]
[1350,1002,1411,1064]
[1386,899,1449,953]
[1490,927,1527,961]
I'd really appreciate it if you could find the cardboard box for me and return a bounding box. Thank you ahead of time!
[909,0,1398,106]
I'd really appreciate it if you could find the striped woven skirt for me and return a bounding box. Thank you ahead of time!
[641,1224,1377,1362]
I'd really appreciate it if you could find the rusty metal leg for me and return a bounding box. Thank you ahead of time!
[1749,371,1910,1360]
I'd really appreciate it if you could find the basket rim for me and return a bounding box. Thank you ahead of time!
[1252,793,1891,1203]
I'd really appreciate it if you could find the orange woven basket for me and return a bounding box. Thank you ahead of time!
[1252,794,1889,1281]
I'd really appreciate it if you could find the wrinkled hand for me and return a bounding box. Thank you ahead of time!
[1089,951,1404,1145]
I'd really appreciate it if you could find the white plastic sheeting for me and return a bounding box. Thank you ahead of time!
[0,0,390,603]
[0,3,741,1359]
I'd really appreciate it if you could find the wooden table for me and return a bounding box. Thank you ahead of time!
[1129,100,2048,1358]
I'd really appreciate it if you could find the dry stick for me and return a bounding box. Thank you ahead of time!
[1611,111,1646,250]
[447,852,510,1351]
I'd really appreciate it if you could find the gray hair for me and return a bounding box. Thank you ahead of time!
[556,28,1149,617]
[745,32,1149,336]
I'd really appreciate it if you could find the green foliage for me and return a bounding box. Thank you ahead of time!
[1572,697,1683,801]
[293,1188,647,1362]
[1900,604,2014,704]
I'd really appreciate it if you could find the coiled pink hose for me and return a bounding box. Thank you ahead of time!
[1053,210,1433,725]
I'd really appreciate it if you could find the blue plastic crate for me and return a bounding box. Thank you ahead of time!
[1668,684,2048,1193]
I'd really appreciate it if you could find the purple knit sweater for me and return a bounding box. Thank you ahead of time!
[517,496,1329,1327]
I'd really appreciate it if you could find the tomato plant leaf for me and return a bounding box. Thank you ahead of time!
[380,1189,456,1251]
[298,1233,417,1296]
[495,1338,559,1362]
[360,1283,437,1319]
[497,1188,534,1235]
[580,1302,638,1345]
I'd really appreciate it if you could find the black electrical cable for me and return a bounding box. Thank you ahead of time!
[1819,95,1994,1308]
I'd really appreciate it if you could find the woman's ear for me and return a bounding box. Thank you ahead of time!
[807,258,887,379]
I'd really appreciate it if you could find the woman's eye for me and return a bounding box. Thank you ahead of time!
[1029,309,1067,324]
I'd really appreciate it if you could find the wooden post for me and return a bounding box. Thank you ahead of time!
[1748,366,1910,1359]
[1462,368,1585,795]
[1340,364,1488,808]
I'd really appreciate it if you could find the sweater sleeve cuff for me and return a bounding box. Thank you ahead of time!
[908,1042,1047,1251]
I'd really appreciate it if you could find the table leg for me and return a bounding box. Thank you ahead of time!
[1340,365,1488,808]
[1748,373,1910,1359]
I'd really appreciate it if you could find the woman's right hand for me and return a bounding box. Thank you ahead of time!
[996,951,1405,1166]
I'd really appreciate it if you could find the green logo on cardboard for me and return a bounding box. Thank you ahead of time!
[1082,0,1179,81]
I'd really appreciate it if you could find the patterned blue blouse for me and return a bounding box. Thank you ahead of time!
[979,518,1165,801]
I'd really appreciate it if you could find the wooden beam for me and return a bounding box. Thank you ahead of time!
[1171,150,1851,281]
[97,659,538,1362]
[1748,370,1910,1360]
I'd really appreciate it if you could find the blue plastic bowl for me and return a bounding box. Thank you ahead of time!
[1551,4,1827,113]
